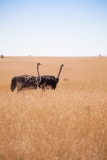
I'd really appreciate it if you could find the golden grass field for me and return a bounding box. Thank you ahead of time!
[0,56,107,160]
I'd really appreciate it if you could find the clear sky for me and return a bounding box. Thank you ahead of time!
[0,0,107,57]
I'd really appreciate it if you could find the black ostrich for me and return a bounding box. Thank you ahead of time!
[10,63,41,93]
[39,64,65,91]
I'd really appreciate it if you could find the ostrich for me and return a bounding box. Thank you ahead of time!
[39,64,65,91]
[10,63,41,93]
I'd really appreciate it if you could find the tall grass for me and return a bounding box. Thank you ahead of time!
[0,57,107,160]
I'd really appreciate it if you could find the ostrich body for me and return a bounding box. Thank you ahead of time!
[10,63,41,92]
[39,64,64,91]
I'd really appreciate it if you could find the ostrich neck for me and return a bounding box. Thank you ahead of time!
[57,65,63,79]
[37,65,41,82]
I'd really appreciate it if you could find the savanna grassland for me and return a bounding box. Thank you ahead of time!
[0,56,107,160]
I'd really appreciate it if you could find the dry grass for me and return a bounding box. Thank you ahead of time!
[0,56,107,160]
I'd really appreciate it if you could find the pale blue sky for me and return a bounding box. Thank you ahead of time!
[0,0,107,56]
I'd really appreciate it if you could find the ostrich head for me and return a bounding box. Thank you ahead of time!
[37,63,41,66]
[61,64,65,67]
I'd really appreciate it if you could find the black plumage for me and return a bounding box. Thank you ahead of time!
[39,64,64,91]
[10,63,41,93]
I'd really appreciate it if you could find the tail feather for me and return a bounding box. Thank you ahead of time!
[10,77,17,92]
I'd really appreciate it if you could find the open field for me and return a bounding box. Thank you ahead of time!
[0,56,107,160]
